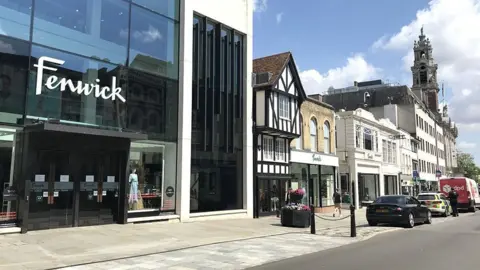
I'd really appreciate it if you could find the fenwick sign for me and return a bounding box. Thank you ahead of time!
[34,56,126,103]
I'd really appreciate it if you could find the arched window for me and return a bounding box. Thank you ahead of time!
[296,114,303,149]
[323,121,330,154]
[310,118,317,152]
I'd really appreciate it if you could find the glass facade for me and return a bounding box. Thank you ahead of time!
[290,163,336,208]
[190,15,245,213]
[0,0,180,227]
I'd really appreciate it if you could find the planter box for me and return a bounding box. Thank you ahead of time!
[280,208,311,228]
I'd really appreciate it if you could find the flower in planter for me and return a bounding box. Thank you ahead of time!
[282,203,310,211]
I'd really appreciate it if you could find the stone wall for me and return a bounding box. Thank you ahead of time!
[291,100,335,153]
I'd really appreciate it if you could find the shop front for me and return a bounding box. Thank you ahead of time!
[0,0,180,232]
[290,151,339,213]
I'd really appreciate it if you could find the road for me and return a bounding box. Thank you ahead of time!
[249,212,480,270]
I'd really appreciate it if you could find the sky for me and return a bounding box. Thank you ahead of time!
[253,0,480,164]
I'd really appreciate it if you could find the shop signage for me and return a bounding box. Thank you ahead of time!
[34,56,126,103]
[312,154,322,162]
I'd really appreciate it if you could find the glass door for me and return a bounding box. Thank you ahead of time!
[98,151,121,225]
[77,153,100,227]
[28,150,73,230]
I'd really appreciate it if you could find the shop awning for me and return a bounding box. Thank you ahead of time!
[24,121,148,140]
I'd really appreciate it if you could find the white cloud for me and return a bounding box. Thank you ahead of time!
[299,54,381,95]
[372,0,480,127]
[120,25,162,43]
[458,141,477,149]
[276,12,284,24]
[253,0,268,12]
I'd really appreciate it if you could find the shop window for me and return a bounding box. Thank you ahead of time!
[127,141,177,213]
[321,166,335,206]
[323,121,330,154]
[310,165,320,207]
[359,174,379,201]
[132,0,179,20]
[262,136,274,161]
[290,163,309,205]
[0,36,29,124]
[310,118,317,152]
[32,0,129,65]
[190,14,244,213]
[129,4,179,79]
[363,127,372,150]
[278,95,289,119]
[0,127,18,226]
[0,0,32,41]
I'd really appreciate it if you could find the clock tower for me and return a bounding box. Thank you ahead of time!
[411,27,440,113]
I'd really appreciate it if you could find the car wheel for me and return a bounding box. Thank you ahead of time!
[442,209,448,217]
[425,211,432,224]
[469,201,476,212]
[368,221,377,226]
[405,213,415,228]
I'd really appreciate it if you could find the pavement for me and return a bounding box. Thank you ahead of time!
[0,208,401,270]
[1,208,462,270]
[249,211,480,270]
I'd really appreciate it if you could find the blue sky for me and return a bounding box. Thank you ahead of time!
[253,0,480,163]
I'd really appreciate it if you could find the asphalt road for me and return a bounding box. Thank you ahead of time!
[249,212,480,270]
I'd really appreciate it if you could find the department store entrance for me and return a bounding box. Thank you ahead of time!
[15,123,144,231]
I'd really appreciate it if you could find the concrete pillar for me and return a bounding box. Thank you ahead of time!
[175,1,193,221]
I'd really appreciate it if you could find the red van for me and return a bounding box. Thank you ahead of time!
[439,177,480,212]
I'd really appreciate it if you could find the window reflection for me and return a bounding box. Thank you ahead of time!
[33,0,129,64]
[0,0,32,41]
[132,0,179,20]
[26,45,128,128]
[0,36,28,124]
[126,68,178,141]
[129,5,178,79]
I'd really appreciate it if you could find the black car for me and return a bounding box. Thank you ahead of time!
[366,195,432,228]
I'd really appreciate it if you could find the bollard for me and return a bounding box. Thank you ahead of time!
[350,204,356,237]
[310,205,316,234]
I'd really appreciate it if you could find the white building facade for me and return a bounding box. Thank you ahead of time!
[177,0,254,222]
[336,109,401,209]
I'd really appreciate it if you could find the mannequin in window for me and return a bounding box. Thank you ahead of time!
[129,169,139,204]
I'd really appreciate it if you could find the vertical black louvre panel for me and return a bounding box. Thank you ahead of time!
[230,30,237,151]
[201,18,208,151]
[190,13,245,213]
[192,17,200,110]
[207,23,215,151]
[214,24,222,115]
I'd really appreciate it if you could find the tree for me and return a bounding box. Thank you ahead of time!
[456,152,480,181]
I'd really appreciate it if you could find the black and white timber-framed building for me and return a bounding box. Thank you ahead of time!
[252,52,307,217]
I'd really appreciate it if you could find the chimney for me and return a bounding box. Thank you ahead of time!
[308,94,323,102]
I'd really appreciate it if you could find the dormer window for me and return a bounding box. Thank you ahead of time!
[278,95,289,119]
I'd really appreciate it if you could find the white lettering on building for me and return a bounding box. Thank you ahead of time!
[33,56,126,103]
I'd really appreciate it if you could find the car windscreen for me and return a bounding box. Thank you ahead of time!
[374,196,405,204]
[418,195,436,201]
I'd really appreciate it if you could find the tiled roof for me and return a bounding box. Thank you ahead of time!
[253,52,291,86]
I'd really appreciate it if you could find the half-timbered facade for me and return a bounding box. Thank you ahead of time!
[252,52,306,217]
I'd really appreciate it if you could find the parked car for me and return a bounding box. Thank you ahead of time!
[439,177,480,212]
[366,195,432,228]
[417,192,451,217]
